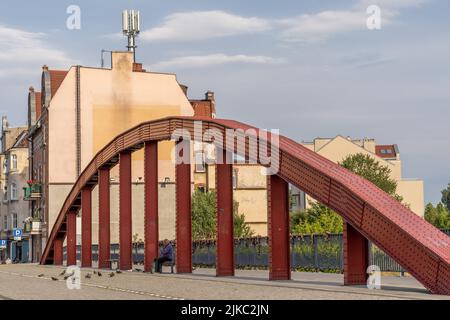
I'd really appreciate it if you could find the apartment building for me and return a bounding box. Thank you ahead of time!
[291,136,424,217]
[0,117,30,262]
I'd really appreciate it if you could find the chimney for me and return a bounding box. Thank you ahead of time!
[132,62,146,72]
[179,84,188,96]
[2,116,9,132]
[29,86,35,93]
[205,90,215,101]
[42,65,49,71]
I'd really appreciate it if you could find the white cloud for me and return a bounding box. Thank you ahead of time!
[357,0,429,9]
[279,0,428,43]
[141,10,271,42]
[0,25,74,77]
[150,53,285,69]
[279,10,372,43]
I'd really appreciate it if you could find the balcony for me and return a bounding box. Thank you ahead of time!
[23,184,42,201]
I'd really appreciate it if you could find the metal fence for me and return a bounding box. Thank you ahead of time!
[67,229,450,272]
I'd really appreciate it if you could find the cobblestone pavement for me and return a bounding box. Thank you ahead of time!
[0,264,448,300]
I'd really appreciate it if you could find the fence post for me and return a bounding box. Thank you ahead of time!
[313,235,319,270]
[339,234,344,271]
[291,236,296,270]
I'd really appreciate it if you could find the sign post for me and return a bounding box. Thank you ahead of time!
[0,240,7,249]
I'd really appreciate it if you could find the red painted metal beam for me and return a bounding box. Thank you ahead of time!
[39,116,450,295]
[175,139,192,273]
[268,175,291,280]
[81,187,92,267]
[66,211,77,266]
[53,238,63,265]
[344,222,369,286]
[98,168,111,269]
[216,148,234,277]
[144,141,159,272]
[119,152,133,270]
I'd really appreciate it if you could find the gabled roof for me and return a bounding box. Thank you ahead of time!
[12,130,28,149]
[49,70,68,97]
[314,135,396,169]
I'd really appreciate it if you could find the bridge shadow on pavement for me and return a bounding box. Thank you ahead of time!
[169,268,432,297]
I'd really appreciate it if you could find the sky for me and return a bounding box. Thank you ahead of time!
[0,0,449,204]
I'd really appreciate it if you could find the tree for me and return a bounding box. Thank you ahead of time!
[340,153,397,195]
[424,202,450,229]
[441,183,450,212]
[291,202,343,234]
[191,190,254,240]
[191,190,216,240]
[291,153,404,234]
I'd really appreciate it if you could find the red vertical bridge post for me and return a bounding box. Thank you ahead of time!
[267,174,291,280]
[98,167,111,269]
[53,238,63,266]
[144,141,159,272]
[216,148,234,276]
[81,187,92,267]
[343,222,369,285]
[119,152,133,270]
[175,139,192,273]
[66,210,78,266]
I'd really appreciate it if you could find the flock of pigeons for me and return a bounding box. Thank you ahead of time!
[36,268,145,281]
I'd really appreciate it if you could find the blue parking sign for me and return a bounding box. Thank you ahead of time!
[13,229,22,240]
[0,240,7,249]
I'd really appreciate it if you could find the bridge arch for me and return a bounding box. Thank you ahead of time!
[40,116,450,295]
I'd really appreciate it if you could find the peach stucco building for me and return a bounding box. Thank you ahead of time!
[27,51,268,259]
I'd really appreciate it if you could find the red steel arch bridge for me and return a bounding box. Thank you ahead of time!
[40,116,450,295]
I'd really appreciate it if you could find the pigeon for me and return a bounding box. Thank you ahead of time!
[116,270,122,274]
[37,274,44,277]
[64,272,75,280]
[51,277,59,281]
[93,270,97,275]
[85,273,92,279]
[97,271,102,277]
[59,270,66,276]
[109,272,115,277]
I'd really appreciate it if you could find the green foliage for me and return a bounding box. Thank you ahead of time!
[424,202,450,229]
[291,203,343,234]
[441,183,450,212]
[340,153,398,195]
[191,190,217,240]
[233,212,255,238]
[191,190,254,240]
[291,153,404,235]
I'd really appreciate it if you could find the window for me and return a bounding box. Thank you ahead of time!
[194,152,206,173]
[10,183,17,201]
[11,213,17,229]
[11,154,17,170]
[3,186,7,201]
[232,169,238,189]
[2,158,7,174]
[3,215,8,230]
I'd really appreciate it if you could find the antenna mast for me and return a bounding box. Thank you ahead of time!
[122,10,140,62]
